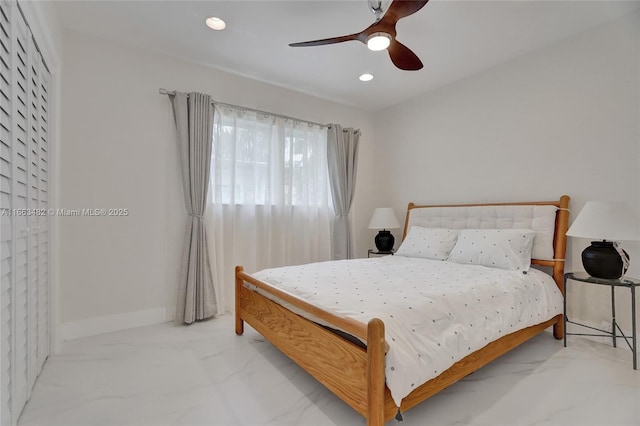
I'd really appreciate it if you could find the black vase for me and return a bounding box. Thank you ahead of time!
[582,241,629,279]
[375,230,395,253]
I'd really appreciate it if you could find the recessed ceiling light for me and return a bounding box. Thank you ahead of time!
[359,73,374,82]
[205,17,226,31]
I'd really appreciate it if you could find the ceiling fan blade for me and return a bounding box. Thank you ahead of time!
[289,33,361,47]
[384,0,429,21]
[388,39,423,70]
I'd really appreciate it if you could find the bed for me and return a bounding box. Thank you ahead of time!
[235,195,570,425]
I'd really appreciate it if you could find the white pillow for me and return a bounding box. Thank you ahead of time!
[447,229,536,272]
[396,227,459,260]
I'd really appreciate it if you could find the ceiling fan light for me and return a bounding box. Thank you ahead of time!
[359,73,374,82]
[205,17,226,31]
[366,32,391,51]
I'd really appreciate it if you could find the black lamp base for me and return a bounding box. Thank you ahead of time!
[374,230,395,253]
[582,241,629,280]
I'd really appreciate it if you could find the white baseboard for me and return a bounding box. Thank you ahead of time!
[61,307,171,341]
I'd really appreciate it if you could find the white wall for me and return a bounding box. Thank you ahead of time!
[58,30,375,338]
[373,13,640,336]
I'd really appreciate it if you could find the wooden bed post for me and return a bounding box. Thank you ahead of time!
[235,266,245,335]
[403,203,415,240]
[367,318,386,426]
[553,195,571,340]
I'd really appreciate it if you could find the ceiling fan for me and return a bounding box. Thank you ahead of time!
[289,0,429,71]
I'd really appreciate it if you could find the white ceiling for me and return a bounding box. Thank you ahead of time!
[53,0,640,111]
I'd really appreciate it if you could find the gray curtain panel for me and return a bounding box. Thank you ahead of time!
[327,124,360,260]
[169,92,218,324]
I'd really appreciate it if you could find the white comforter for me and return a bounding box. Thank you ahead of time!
[252,256,563,407]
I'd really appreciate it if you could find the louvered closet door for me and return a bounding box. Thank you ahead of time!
[27,31,49,382]
[26,33,40,390]
[0,1,50,423]
[11,5,29,417]
[0,0,13,424]
[36,55,48,374]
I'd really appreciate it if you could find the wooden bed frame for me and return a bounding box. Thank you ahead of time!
[235,195,570,425]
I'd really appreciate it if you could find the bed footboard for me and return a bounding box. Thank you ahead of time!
[235,266,386,422]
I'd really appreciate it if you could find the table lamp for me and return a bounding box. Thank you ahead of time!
[566,201,640,279]
[368,207,401,253]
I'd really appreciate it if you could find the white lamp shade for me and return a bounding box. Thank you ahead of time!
[368,207,401,230]
[566,201,640,241]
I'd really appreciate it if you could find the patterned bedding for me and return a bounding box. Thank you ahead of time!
[251,256,563,407]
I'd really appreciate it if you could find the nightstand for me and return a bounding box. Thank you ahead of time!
[368,249,395,258]
[563,271,638,369]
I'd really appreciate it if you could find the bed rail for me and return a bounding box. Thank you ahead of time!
[235,266,369,343]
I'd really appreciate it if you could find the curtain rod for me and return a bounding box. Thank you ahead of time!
[159,88,340,130]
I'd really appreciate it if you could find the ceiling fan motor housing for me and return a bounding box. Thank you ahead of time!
[369,0,391,19]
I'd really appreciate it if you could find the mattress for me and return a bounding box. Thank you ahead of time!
[251,256,563,407]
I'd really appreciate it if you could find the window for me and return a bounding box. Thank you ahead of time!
[211,107,331,208]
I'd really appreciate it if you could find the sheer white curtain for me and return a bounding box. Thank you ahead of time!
[206,106,333,312]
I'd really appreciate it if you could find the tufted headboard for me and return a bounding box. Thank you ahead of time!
[402,195,571,292]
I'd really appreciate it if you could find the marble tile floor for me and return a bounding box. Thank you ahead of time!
[19,314,639,426]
